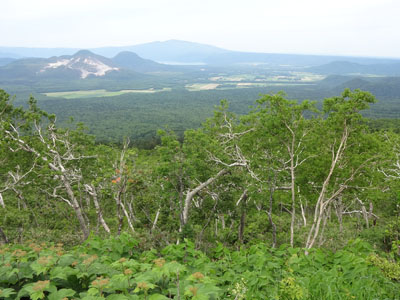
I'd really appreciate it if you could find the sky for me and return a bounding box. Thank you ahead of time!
[1,0,400,58]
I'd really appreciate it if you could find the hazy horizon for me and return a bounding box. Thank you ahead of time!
[2,39,400,60]
[1,0,400,58]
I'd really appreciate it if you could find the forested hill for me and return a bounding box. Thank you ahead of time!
[308,60,400,76]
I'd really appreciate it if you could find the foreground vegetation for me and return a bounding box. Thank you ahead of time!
[1,87,400,297]
[0,234,399,299]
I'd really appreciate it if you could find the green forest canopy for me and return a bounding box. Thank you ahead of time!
[1,88,400,298]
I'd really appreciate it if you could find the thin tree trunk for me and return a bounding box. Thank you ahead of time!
[152,208,160,232]
[318,205,331,246]
[267,184,277,248]
[285,122,299,247]
[238,210,246,245]
[236,189,248,246]
[85,184,110,234]
[93,197,110,233]
[120,201,135,233]
[357,197,369,228]
[0,227,8,244]
[305,123,349,250]
[116,190,124,235]
[290,154,296,247]
[182,168,228,226]
[62,175,90,240]
[336,197,344,233]
[197,199,218,246]
[178,166,184,234]
[299,197,307,227]
[220,215,226,229]
[0,193,4,208]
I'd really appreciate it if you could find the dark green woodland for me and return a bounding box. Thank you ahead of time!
[1,86,400,299]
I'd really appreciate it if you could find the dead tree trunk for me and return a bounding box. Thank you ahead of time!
[357,197,369,228]
[305,123,350,250]
[237,189,248,246]
[60,174,90,240]
[84,184,110,234]
[0,193,4,208]
[113,139,135,234]
[151,208,161,232]
[182,168,228,227]
[318,205,331,246]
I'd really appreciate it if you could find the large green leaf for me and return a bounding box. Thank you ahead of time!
[48,288,76,300]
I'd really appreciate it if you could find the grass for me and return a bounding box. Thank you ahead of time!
[209,72,325,83]
[185,83,220,91]
[43,88,172,99]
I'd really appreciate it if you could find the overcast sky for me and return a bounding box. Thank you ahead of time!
[1,0,399,57]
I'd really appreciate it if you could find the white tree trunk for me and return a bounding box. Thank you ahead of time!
[0,193,4,208]
[182,168,228,226]
[305,124,349,250]
[84,184,110,233]
[152,208,161,231]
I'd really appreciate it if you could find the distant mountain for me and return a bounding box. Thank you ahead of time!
[0,40,229,63]
[344,77,400,98]
[0,58,15,66]
[0,50,132,83]
[308,61,400,75]
[42,50,121,79]
[316,75,400,100]
[204,53,400,67]
[0,47,80,59]
[94,40,229,63]
[112,51,176,72]
[1,40,400,67]
[316,75,358,88]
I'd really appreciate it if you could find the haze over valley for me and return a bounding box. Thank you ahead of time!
[1,39,400,145]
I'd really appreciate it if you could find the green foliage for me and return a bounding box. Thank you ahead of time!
[367,254,400,281]
[1,236,399,299]
[2,88,400,298]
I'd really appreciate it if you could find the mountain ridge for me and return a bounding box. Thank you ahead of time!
[2,40,399,66]
[0,49,183,86]
[308,61,400,76]
[0,50,124,82]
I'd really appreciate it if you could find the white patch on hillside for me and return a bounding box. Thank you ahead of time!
[45,59,70,68]
[42,57,119,79]
[79,58,118,78]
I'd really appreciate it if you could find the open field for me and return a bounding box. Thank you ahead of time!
[43,88,172,99]
[236,82,315,87]
[209,74,256,81]
[186,82,316,91]
[185,83,220,91]
[209,72,325,83]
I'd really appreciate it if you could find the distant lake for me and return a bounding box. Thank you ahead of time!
[159,61,206,65]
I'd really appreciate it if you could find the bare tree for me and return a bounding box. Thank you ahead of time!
[305,121,373,250]
[84,184,110,233]
[3,110,95,240]
[182,109,252,229]
[112,139,135,234]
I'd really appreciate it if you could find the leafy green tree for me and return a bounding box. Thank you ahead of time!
[305,89,377,249]
[1,90,100,240]
[245,92,316,246]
